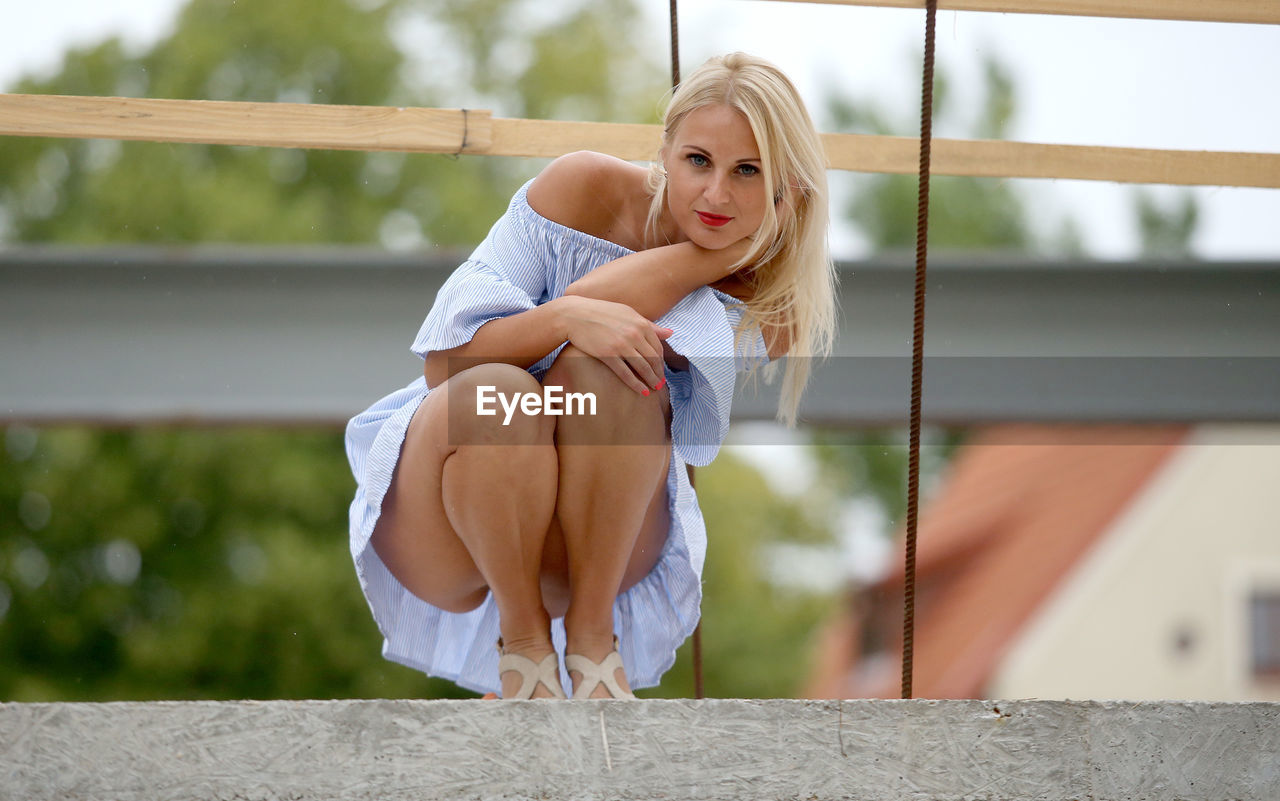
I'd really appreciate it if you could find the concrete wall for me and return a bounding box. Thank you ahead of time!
[990,424,1280,702]
[2,699,1277,800]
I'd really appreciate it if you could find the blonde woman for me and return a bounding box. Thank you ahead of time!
[345,53,836,699]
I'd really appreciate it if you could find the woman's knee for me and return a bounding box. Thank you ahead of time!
[543,344,622,395]
[442,362,555,444]
[545,344,665,415]
[545,345,669,442]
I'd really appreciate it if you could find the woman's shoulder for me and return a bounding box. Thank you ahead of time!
[526,151,650,250]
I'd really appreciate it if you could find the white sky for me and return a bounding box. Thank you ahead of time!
[2,0,1278,258]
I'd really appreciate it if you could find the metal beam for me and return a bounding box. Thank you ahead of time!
[1,247,1277,425]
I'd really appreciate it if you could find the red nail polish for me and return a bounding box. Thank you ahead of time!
[642,389,650,396]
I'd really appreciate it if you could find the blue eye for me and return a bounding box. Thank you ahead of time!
[687,153,709,167]
[737,164,760,176]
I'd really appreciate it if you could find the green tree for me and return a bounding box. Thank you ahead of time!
[642,455,839,699]
[0,425,455,700]
[829,56,1034,252]
[0,0,665,248]
[808,56,1037,554]
[1134,188,1199,257]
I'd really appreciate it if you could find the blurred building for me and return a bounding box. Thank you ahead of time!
[805,423,1280,702]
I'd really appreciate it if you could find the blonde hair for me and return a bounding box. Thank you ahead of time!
[645,52,837,426]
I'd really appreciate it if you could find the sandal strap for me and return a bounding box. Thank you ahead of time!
[497,649,567,699]
[565,642,636,700]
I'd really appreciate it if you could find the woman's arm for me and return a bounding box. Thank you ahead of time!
[538,153,791,358]
[423,296,571,389]
[424,294,671,394]
[560,238,750,320]
[424,153,751,390]
[526,151,750,318]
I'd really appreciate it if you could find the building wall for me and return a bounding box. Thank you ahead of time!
[989,424,1280,702]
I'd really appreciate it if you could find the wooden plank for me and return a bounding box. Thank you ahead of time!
[823,132,1280,187]
[2,94,1277,187]
[490,117,660,161]
[758,0,1280,25]
[0,93,492,153]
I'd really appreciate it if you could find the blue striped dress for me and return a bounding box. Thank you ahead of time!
[344,179,769,696]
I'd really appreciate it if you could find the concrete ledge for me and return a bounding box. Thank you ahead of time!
[2,699,1277,800]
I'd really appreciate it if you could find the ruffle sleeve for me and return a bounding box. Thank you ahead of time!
[657,287,740,467]
[410,191,550,358]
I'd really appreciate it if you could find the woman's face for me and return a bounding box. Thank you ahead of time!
[662,104,769,250]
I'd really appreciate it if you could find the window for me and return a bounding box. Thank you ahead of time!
[1250,592,1280,679]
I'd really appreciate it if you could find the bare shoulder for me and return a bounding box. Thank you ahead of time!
[526,151,648,248]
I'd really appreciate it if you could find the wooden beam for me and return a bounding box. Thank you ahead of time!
[1,94,1277,187]
[756,0,1280,25]
[824,133,1280,187]
[490,117,659,161]
[0,93,492,154]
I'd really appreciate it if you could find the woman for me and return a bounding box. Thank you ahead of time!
[345,53,836,699]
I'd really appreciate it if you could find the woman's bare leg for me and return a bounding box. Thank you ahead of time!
[542,345,672,697]
[370,362,561,698]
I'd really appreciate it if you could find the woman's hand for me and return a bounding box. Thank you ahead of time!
[555,295,673,395]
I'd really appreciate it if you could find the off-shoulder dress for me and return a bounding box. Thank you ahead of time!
[344,180,768,696]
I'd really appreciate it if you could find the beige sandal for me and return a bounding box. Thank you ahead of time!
[565,637,636,699]
[497,641,567,699]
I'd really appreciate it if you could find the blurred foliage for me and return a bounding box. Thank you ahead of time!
[0,426,835,700]
[827,56,1034,253]
[0,424,471,701]
[1134,188,1199,257]
[808,429,966,539]
[807,59,1038,539]
[640,455,839,699]
[810,49,1196,536]
[0,0,664,248]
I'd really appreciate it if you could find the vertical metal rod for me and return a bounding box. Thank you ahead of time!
[669,0,681,90]
[670,0,699,699]
[903,0,939,701]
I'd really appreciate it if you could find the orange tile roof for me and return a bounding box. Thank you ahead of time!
[806,424,1189,699]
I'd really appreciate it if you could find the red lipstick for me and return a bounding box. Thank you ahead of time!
[696,211,732,227]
